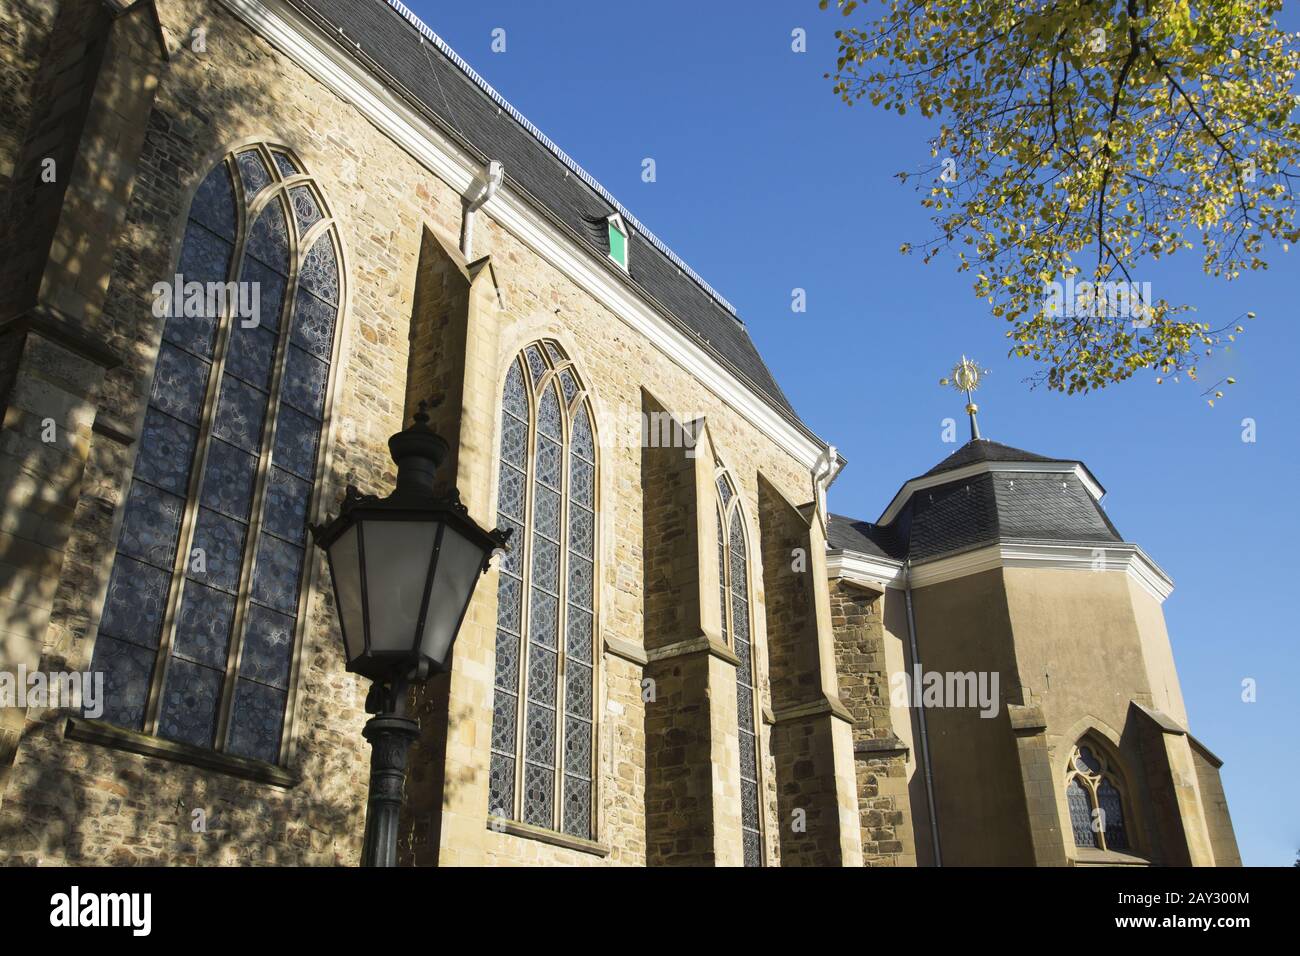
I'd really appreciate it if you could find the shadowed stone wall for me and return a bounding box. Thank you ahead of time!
[829,580,915,866]
[760,479,861,866]
[0,0,840,867]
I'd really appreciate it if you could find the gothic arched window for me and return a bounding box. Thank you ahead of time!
[717,471,762,866]
[1066,742,1131,851]
[89,144,343,767]
[488,341,597,839]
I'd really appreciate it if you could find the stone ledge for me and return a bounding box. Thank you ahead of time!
[486,817,610,857]
[645,634,739,667]
[1007,703,1048,734]
[1130,700,1187,736]
[91,412,135,445]
[854,734,910,758]
[1071,846,1151,867]
[602,633,647,666]
[65,717,301,789]
[772,696,855,725]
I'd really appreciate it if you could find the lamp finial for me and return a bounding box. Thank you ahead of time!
[389,399,449,496]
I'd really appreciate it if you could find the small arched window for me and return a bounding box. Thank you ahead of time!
[1066,742,1130,851]
[488,341,597,838]
[717,470,761,866]
[89,144,343,766]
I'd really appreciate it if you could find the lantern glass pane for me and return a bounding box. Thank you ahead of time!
[328,525,365,663]
[423,523,485,668]
[361,520,438,656]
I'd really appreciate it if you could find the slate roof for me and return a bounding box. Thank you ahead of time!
[923,438,1068,477]
[826,514,901,560]
[285,0,807,432]
[830,440,1123,563]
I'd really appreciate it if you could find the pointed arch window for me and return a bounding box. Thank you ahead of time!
[88,144,343,767]
[489,341,597,839]
[717,471,762,866]
[1066,742,1131,851]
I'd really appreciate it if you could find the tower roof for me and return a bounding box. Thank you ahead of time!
[830,438,1120,565]
[826,363,1165,592]
[923,438,1069,477]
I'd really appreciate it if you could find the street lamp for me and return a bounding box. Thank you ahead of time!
[311,401,510,867]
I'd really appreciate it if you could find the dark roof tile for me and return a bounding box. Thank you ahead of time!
[923,438,1068,477]
[832,469,1122,564]
[826,514,903,560]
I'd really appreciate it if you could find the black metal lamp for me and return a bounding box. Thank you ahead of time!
[311,400,510,866]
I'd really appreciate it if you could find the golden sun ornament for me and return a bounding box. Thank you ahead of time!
[942,355,984,394]
[939,355,989,440]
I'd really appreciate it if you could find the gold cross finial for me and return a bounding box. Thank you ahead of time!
[939,356,988,441]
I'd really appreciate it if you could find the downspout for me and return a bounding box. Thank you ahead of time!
[460,159,504,259]
[903,558,943,866]
[810,444,839,528]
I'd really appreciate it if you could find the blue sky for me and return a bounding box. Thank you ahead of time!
[404,0,1298,865]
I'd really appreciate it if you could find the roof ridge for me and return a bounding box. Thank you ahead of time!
[923,437,1066,477]
[382,0,741,319]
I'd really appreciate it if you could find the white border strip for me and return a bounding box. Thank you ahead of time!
[221,0,829,469]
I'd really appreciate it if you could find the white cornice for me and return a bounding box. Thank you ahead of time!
[218,0,829,470]
[825,550,904,591]
[826,540,1174,604]
[876,460,1105,526]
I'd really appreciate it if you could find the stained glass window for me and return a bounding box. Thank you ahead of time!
[489,341,597,839]
[1065,741,1132,852]
[1067,777,1096,847]
[88,144,342,768]
[717,472,762,866]
[1097,780,1129,850]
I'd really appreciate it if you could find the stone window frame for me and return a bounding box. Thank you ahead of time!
[715,466,766,866]
[83,141,347,774]
[1064,736,1135,853]
[487,339,600,841]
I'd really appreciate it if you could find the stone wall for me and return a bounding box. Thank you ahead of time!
[0,0,63,285]
[0,0,423,865]
[759,479,861,865]
[641,406,724,865]
[829,580,914,866]
[0,0,164,817]
[0,0,831,867]
[1189,740,1241,867]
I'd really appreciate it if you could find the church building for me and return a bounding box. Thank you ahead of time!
[0,0,1238,866]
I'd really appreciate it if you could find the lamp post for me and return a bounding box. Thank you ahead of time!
[311,401,510,867]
